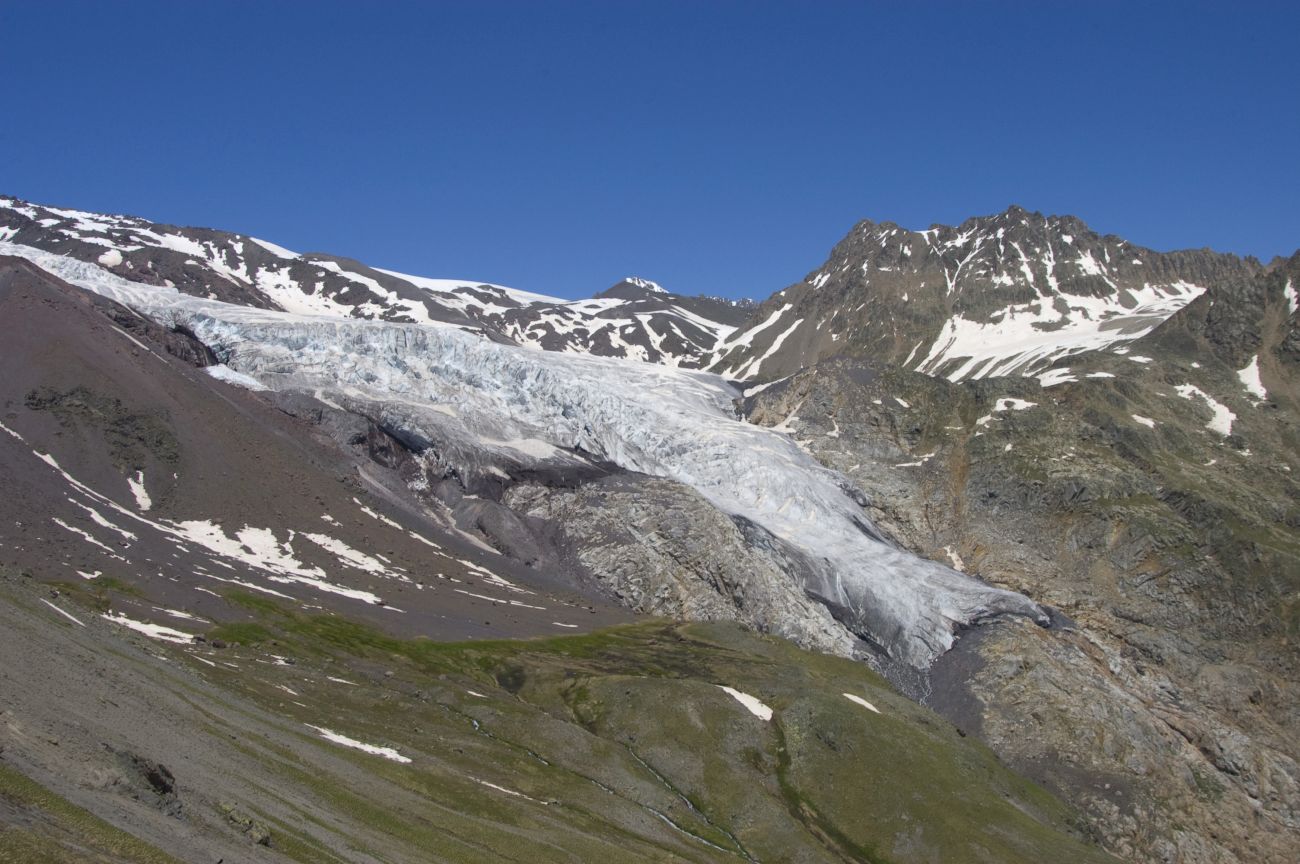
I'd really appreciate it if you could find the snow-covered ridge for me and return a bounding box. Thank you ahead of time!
[0,197,739,370]
[3,240,1046,667]
[373,268,565,309]
[496,292,738,369]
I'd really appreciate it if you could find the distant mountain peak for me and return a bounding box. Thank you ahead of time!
[624,276,666,294]
[597,277,671,301]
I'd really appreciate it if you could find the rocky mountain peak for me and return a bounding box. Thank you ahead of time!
[709,207,1260,383]
[596,276,669,301]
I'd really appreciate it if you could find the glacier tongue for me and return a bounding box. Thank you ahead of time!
[3,241,1047,667]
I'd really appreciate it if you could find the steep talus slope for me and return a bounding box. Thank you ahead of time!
[0,197,742,366]
[741,255,1300,863]
[710,206,1258,382]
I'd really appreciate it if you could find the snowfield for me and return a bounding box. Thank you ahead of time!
[2,241,1047,667]
[915,279,1204,382]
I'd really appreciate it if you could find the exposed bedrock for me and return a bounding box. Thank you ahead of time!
[506,475,860,657]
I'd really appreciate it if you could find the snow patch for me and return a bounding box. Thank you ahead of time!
[102,611,195,644]
[717,685,773,721]
[1037,368,1078,388]
[741,317,803,380]
[1237,355,1267,403]
[1174,384,1235,436]
[40,598,86,627]
[52,517,116,554]
[473,778,541,801]
[306,725,411,763]
[301,532,402,578]
[453,588,545,610]
[354,499,404,531]
[127,471,152,510]
[156,606,206,623]
[843,693,882,714]
[168,521,387,604]
[712,303,792,364]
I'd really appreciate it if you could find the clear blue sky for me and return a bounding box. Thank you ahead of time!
[3,1,1296,299]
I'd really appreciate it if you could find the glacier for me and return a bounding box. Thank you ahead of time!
[2,241,1047,667]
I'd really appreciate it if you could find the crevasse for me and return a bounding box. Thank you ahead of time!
[3,241,1047,667]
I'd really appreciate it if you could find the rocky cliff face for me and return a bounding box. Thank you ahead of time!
[710,206,1259,383]
[504,475,858,656]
